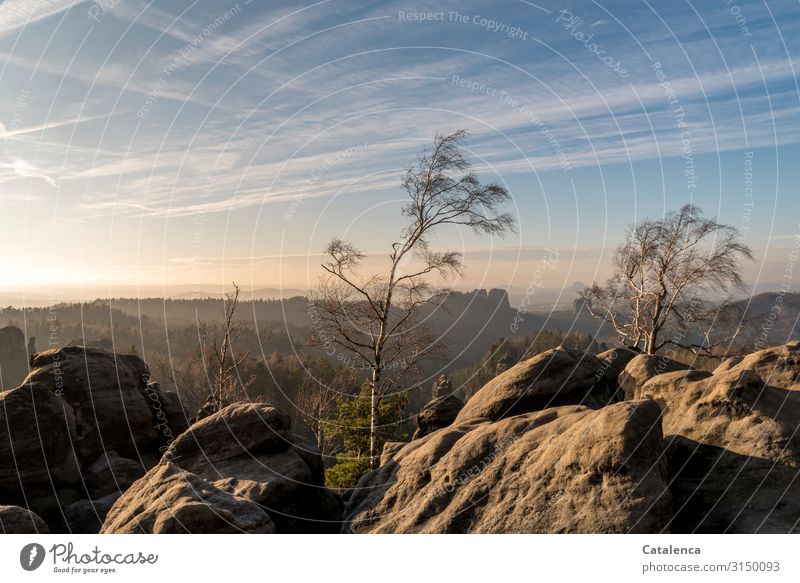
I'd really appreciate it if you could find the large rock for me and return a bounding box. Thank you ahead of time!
[0,505,50,534]
[101,463,276,534]
[667,436,800,533]
[619,354,690,400]
[0,325,32,390]
[102,402,342,533]
[24,346,186,463]
[637,366,800,465]
[596,347,639,378]
[344,400,672,533]
[63,493,121,534]
[85,451,145,499]
[636,344,800,533]
[455,347,620,423]
[714,341,800,389]
[413,395,464,439]
[0,382,81,520]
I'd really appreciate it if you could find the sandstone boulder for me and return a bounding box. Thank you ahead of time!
[455,347,620,423]
[24,346,187,463]
[619,354,690,400]
[627,343,800,533]
[596,347,639,378]
[0,382,81,520]
[637,365,800,465]
[85,451,145,499]
[101,463,276,534]
[345,400,672,533]
[63,493,121,534]
[0,325,31,390]
[715,341,800,389]
[0,505,50,534]
[380,442,406,465]
[667,436,800,533]
[102,402,342,533]
[413,395,464,439]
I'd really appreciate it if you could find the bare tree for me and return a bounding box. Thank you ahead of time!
[309,130,515,468]
[198,282,257,413]
[581,205,753,355]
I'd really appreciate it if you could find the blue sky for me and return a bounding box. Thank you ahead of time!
[0,0,798,300]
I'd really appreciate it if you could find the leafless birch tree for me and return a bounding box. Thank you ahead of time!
[581,205,753,355]
[309,130,515,468]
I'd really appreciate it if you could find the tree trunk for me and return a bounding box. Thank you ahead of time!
[646,333,656,355]
[369,368,380,470]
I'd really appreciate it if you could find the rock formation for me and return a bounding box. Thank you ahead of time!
[102,402,343,534]
[595,346,639,377]
[0,325,32,390]
[0,381,82,523]
[619,353,690,400]
[24,346,188,463]
[455,346,620,423]
[0,346,186,532]
[4,341,800,534]
[634,343,800,532]
[345,400,672,533]
[0,505,50,534]
[413,394,464,439]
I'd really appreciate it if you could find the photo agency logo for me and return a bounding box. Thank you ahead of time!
[19,543,46,571]
[17,542,158,575]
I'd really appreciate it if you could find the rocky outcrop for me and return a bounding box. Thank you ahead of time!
[637,366,800,465]
[596,347,639,378]
[413,395,464,439]
[23,346,187,463]
[0,505,50,534]
[85,451,145,499]
[635,343,800,533]
[0,382,82,520]
[714,341,800,389]
[63,493,121,534]
[0,347,187,532]
[455,347,620,423]
[345,400,672,533]
[102,402,342,534]
[667,436,800,533]
[0,325,32,390]
[619,354,690,400]
[101,463,276,534]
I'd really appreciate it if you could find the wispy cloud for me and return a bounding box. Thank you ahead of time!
[0,159,58,186]
[0,0,85,38]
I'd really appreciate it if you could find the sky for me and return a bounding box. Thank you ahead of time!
[0,0,798,304]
